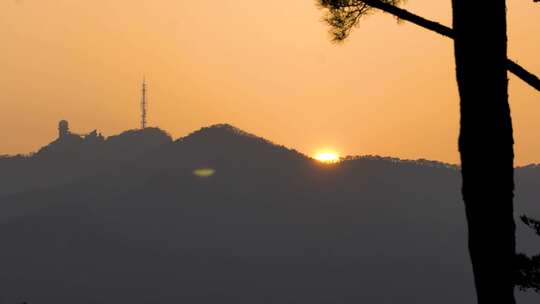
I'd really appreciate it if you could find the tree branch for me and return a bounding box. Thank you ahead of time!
[508,60,540,90]
[358,0,540,92]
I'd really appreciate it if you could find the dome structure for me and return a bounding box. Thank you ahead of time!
[58,120,69,138]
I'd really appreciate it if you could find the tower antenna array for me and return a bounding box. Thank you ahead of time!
[141,76,147,129]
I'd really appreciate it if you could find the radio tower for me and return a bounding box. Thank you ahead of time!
[141,76,147,129]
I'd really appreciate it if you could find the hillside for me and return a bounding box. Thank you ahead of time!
[0,126,172,197]
[0,124,539,304]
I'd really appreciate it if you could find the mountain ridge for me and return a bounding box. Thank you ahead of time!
[0,123,463,199]
[1,123,539,304]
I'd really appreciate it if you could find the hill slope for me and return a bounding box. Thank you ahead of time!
[0,124,539,304]
[0,127,172,197]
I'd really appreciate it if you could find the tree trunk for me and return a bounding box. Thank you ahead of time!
[452,1,516,303]
[361,0,540,92]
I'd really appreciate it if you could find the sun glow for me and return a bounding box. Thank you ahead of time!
[314,151,340,164]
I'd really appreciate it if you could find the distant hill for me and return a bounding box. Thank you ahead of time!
[0,124,172,197]
[0,123,539,304]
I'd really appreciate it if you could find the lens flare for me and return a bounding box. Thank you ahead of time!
[193,168,216,177]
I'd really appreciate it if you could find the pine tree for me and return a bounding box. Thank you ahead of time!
[317,1,540,303]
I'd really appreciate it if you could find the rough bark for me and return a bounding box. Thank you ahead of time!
[452,1,516,303]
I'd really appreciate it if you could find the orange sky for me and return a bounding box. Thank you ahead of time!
[1,0,539,164]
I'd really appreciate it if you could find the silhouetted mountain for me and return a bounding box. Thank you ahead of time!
[0,124,539,304]
[0,125,172,197]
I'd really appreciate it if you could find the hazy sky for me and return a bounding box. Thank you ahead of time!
[1,0,539,164]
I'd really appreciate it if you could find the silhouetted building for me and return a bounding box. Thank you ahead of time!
[58,120,70,138]
[84,130,105,143]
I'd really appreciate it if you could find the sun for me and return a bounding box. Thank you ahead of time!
[314,150,340,164]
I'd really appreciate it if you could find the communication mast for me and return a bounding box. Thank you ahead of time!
[141,77,147,129]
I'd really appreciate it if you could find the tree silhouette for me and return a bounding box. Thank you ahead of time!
[516,216,540,293]
[317,1,540,303]
[452,2,515,303]
[318,0,540,91]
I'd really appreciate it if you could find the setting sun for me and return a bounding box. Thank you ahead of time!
[314,151,340,163]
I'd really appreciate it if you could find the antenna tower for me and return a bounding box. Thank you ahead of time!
[141,77,147,129]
